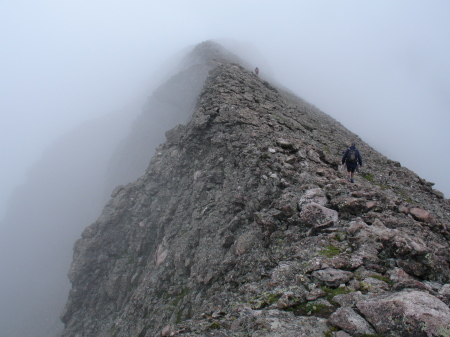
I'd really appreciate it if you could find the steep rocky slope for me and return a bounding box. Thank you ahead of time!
[61,47,450,336]
[0,41,240,337]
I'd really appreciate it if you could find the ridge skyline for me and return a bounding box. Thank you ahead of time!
[0,38,448,334]
[2,1,450,221]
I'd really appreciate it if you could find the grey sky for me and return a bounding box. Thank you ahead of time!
[1,0,449,219]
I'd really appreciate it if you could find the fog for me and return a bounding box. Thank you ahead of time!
[0,1,449,336]
[1,1,449,220]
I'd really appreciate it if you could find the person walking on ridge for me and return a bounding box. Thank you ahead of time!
[342,143,362,183]
[255,67,259,77]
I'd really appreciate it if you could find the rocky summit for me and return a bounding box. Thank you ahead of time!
[60,42,450,337]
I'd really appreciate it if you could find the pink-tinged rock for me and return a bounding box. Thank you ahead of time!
[315,167,335,178]
[235,230,261,256]
[351,191,364,198]
[285,154,296,164]
[306,287,327,301]
[316,167,326,176]
[387,267,413,283]
[334,331,352,337]
[311,268,353,288]
[348,218,396,244]
[299,202,338,228]
[393,279,428,291]
[303,256,329,273]
[328,307,376,336]
[439,284,450,302]
[361,277,390,293]
[391,233,429,256]
[398,206,409,214]
[356,290,450,337]
[366,201,377,211]
[328,256,351,270]
[336,197,368,215]
[347,255,364,269]
[332,291,364,307]
[409,207,431,222]
[346,218,368,236]
[161,325,172,336]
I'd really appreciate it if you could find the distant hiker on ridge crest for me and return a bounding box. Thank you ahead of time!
[255,67,259,77]
[342,142,362,183]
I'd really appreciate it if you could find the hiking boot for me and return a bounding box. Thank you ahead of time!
[351,179,354,183]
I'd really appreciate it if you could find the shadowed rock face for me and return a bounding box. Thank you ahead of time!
[0,41,241,337]
[61,43,450,337]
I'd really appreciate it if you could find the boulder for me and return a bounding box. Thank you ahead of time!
[298,188,328,209]
[311,268,353,288]
[328,307,376,336]
[432,189,444,199]
[306,287,327,301]
[299,203,338,232]
[439,284,450,303]
[334,331,352,337]
[356,290,450,336]
[253,310,329,337]
[332,197,368,215]
[332,291,364,308]
[409,207,432,223]
[270,263,298,287]
[360,277,390,293]
[276,138,297,151]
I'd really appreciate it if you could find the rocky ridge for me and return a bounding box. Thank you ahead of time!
[61,44,450,337]
[105,41,247,190]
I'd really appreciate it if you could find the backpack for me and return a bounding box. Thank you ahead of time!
[347,148,357,164]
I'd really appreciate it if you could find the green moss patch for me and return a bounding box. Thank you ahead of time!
[250,292,282,309]
[289,302,334,318]
[369,274,394,285]
[321,286,352,303]
[209,322,221,330]
[324,326,339,337]
[362,173,374,182]
[318,244,342,258]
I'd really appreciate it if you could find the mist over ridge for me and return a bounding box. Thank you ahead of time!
[0,35,449,337]
[60,43,450,336]
[1,1,449,222]
[0,1,449,335]
[0,40,261,337]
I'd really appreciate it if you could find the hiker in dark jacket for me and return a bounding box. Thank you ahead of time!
[342,143,362,183]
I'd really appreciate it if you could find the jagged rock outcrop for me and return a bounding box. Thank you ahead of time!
[61,42,450,337]
[105,41,247,189]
